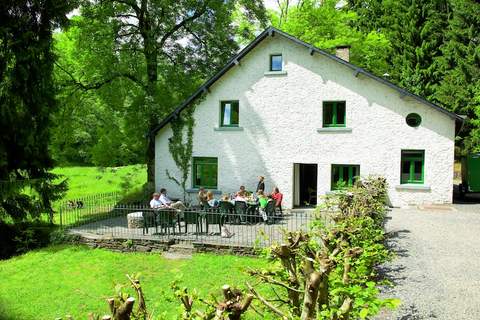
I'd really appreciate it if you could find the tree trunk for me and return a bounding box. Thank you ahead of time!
[300,271,322,320]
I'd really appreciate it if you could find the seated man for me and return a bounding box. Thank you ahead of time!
[150,192,164,209]
[159,188,186,212]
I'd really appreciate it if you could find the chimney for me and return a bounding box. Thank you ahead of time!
[335,45,350,62]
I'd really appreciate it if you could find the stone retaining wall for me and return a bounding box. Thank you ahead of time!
[74,235,256,255]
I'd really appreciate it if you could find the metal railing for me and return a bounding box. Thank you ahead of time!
[67,204,318,248]
[58,192,122,227]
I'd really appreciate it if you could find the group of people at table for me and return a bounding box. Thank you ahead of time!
[149,176,284,218]
[197,176,283,216]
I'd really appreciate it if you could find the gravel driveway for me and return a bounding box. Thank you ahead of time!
[377,198,480,320]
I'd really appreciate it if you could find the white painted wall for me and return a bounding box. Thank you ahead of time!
[155,35,455,208]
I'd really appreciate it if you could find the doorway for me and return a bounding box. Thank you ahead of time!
[293,163,318,207]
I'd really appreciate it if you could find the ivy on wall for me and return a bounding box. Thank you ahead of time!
[166,104,196,202]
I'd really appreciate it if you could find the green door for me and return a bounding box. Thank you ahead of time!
[467,153,480,192]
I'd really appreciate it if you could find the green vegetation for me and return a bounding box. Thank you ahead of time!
[52,165,146,200]
[0,245,267,320]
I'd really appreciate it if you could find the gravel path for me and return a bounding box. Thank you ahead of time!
[377,202,480,320]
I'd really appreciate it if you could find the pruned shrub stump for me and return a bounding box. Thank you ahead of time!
[127,212,144,229]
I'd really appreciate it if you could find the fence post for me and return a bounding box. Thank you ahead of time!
[59,203,63,227]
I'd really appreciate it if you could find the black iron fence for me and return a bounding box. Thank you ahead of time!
[67,204,319,248]
[58,192,122,227]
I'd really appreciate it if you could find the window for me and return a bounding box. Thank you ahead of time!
[270,54,282,71]
[220,101,239,127]
[323,101,346,127]
[193,157,218,189]
[401,150,424,184]
[331,165,360,190]
[406,113,422,127]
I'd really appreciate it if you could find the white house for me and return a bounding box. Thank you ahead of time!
[152,27,463,208]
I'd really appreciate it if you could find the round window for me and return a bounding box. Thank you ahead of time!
[406,113,422,127]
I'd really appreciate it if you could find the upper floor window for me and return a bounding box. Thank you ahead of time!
[323,101,346,127]
[401,150,424,184]
[270,54,283,71]
[220,101,239,127]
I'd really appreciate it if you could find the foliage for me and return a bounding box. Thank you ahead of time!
[0,0,75,222]
[166,106,196,202]
[246,176,397,319]
[270,0,391,76]
[347,0,480,153]
[0,220,57,259]
[53,1,268,179]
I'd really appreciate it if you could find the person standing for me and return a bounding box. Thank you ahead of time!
[256,176,265,193]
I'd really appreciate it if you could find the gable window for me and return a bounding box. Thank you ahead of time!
[220,101,239,127]
[406,113,422,127]
[193,157,218,189]
[401,150,424,184]
[270,54,283,71]
[331,164,360,190]
[323,101,346,127]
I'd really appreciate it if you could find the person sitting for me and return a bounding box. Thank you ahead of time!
[257,190,268,222]
[207,191,219,207]
[271,187,283,214]
[236,185,246,197]
[197,187,207,205]
[149,192,164,209]
[159,188,186,212]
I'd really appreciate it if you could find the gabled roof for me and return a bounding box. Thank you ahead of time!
[151,26,463,136]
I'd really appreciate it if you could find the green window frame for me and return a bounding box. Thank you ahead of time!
[323,101,346,127]
[220,101,239,127]
[331,164,360,190]
[401,150,424,184]
[192,157,218,189]
[270,54,282,71]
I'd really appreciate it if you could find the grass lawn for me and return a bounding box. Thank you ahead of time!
[52,165,147,200]
[0,245,268,320]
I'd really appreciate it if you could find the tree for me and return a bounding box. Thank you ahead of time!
[269,0,391,76]
[0,0,74,222]
[433,0,480,152]
[55,0,267,183]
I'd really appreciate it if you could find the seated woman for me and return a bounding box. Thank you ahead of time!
[207,191,219,207]
[235,186,247,201]
[271,187,283,214]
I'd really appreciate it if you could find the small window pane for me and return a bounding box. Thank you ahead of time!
[323,103,334,126]
[231,102,239,125]
[336,103,346,125]
[270,55,282,71]
[413,161,422,180]
[222,103,231,126]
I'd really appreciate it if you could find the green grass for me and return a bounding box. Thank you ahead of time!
[0,245,268,320]
[52,165,147,200]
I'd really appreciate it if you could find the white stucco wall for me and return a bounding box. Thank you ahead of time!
[155,35,455,208]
